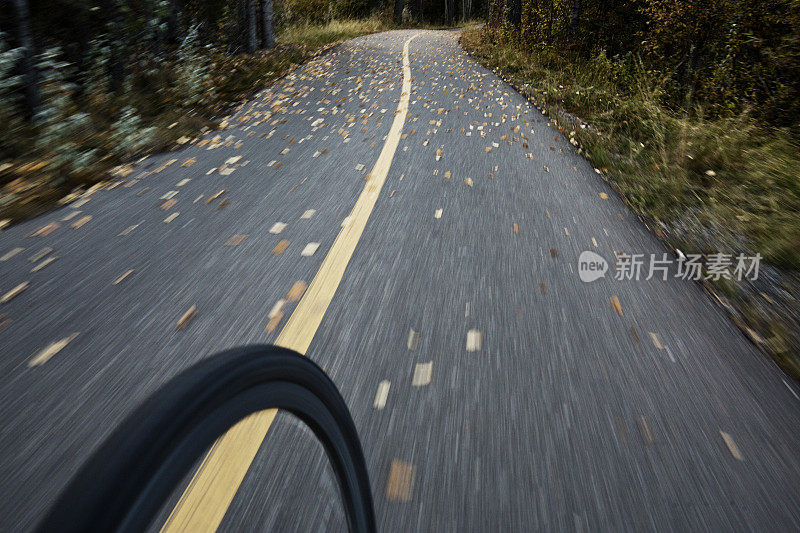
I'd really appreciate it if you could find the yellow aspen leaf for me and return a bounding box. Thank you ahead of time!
[273,240,289,255]
[610,295,623,316]
[286,280,307,302]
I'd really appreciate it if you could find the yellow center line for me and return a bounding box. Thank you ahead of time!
[161,32,420,532]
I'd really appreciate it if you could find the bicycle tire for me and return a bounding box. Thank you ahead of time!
[37,344,376,532]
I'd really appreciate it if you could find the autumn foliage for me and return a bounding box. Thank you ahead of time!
[490,0,800,127]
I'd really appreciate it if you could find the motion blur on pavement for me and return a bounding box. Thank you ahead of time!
[1,0,799,531]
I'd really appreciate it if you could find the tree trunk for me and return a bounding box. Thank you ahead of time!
[10,0,40,116]
[261,0,274,48]
[394,0,404,25]
[567,0,582,42]
[446,0,455,25]
[505,0,521,28]
[100,0,125,92]
[245,0,257,53]
[416,0,423,23]
[166,0,183,44]
[149,1,164,58]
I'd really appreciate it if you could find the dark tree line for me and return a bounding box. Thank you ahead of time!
[488,0,800,127]
[1,0,493,123]
[2,0,278,117]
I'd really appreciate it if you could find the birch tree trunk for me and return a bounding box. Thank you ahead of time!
[261,0,274,49]
[11,0,40,116]
[245,0,257,53]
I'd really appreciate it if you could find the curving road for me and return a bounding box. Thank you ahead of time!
[1,30,799,531]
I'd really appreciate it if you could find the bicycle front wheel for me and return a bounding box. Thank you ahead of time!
[37,344,375,533]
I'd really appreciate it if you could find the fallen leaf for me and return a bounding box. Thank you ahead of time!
[301,243,320,256]
[386,460,416,502]
[720,431,744,460]
[286,280,307,302]
[29,247,52,262]
[206,190,226,204]
[29,333,79,366]
[407,329,420,350]
[638,416,654,445]
[0,247,23,261]
[112,268,135,285]
[466,329,482,351]
[119,224,138,236]
[265,311,283,332]
[176,305,197,329]
[30,256,56,272]
[273,240,289,255]
[649,332,664,349]
[225,235,247,246]
[412,361,433,386]
[374,380,390,410]
[610,295,623,316]
[1,281,29,303]
[31,222,59,237]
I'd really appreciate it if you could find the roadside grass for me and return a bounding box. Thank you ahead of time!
[0,18,390,225]
[461,27,800,378]
[281,17,387,47]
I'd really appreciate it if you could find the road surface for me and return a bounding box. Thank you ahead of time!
[1,29,799,531]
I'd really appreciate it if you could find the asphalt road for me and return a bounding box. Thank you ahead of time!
[1,30,799,531]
